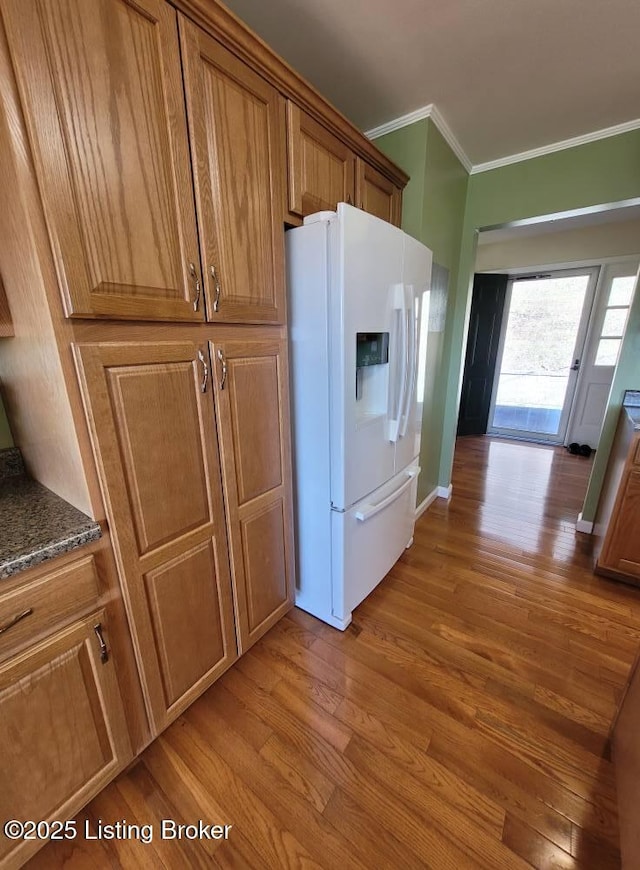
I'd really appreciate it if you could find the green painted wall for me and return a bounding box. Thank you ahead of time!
[376,119,428,242]
[0,396,13,448]
[440,129,640,517]
[376,119,469,502]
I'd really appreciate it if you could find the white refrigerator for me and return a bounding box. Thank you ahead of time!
[286,203,432,630]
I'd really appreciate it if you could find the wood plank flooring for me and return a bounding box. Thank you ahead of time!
[30,436,640,868]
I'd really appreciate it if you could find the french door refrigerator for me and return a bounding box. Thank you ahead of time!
[287,203,432,629]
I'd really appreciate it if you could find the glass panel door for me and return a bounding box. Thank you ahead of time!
[488,268,598,443]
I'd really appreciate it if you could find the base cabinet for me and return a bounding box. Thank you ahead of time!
[0,611,131,870]
[595,410,640,582]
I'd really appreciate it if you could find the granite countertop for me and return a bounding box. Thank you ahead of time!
[0,448,101,580]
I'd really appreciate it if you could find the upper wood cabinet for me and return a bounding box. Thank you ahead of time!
[74,340,237,734]
[287,102,356,217]
[180,17,287,324]
[356,158,403,227]
[211,336,294,651]
[2,0,203,321]
[0,611,131,868]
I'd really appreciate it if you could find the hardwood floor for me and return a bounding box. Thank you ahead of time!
[29,436,640,869]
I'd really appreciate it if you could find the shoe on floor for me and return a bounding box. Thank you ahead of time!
[579,444,593,457]
[568,442,580,455]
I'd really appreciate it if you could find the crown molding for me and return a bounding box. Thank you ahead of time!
[367,105,640,177]
[470,117,640,174]
[366,104,472,174]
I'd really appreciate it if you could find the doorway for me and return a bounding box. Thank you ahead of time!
[487,267,598,444]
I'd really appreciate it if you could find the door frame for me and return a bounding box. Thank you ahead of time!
[565,259,640,446]
[487,265,600,445]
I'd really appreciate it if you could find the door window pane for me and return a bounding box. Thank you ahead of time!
[602,307,628,337]
[492,275,589,436]
[595,338,622,366]
[608,276,635,307]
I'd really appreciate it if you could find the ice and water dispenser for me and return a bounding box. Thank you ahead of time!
[355,332,389,421]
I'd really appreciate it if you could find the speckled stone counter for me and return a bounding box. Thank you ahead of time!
[0,447,101,580]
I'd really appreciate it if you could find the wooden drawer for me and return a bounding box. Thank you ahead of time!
[0,555,100,661]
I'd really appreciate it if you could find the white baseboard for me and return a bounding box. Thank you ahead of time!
[415,484,453,519]
[575,512,594,534]
[415,488,438,519]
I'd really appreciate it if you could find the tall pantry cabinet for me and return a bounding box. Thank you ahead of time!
[0,0,295,738]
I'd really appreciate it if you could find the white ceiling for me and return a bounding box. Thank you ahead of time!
[222,0,640,166]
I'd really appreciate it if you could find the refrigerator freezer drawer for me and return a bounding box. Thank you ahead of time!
[331,462,419,626]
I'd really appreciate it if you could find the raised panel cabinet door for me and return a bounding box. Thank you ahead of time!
[74,341,237,734]
[602,470,640,577]
[1,0,203,321]
[0,612,131,869]
[179,18,286,325]
[211,336,295,651]
[356,158,402,226]
[287,102,356,216]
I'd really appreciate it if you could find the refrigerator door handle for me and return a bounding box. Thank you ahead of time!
[399,289,417,438]
[388,284,408,443]
[354,467,420,522]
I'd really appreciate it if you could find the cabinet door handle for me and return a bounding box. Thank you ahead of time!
[0,608,33,636]
[211,265,221,312]
[93,623,109,664]
[189,262,201,312]
[198,349,209,393]
[217,348,227,390]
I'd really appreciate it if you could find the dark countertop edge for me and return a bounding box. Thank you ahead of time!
[0,523,102,581]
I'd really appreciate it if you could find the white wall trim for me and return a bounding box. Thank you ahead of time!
[575,512,594,534]
[366,104,640,178]
[366,104,473,174]
[415,487,438,519]
[470,118,640,175]
[436,484,453,500]
[366,104,433,140]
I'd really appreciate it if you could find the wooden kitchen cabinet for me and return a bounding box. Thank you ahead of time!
[74,340,237,734]
[211,336,295,651]
[595,408,640,581]
[1,0,203,322]
[0,611,131,869]
[287,102,356,217]
[180,18,287,325]
[599,469,640,578]
[356,158,403,227]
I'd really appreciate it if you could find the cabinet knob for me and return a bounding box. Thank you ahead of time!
[188,262,201,312]
[211,265,221,313]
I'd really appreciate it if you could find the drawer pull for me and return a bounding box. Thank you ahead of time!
[93,622,109,664]
[0,608,34,636]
